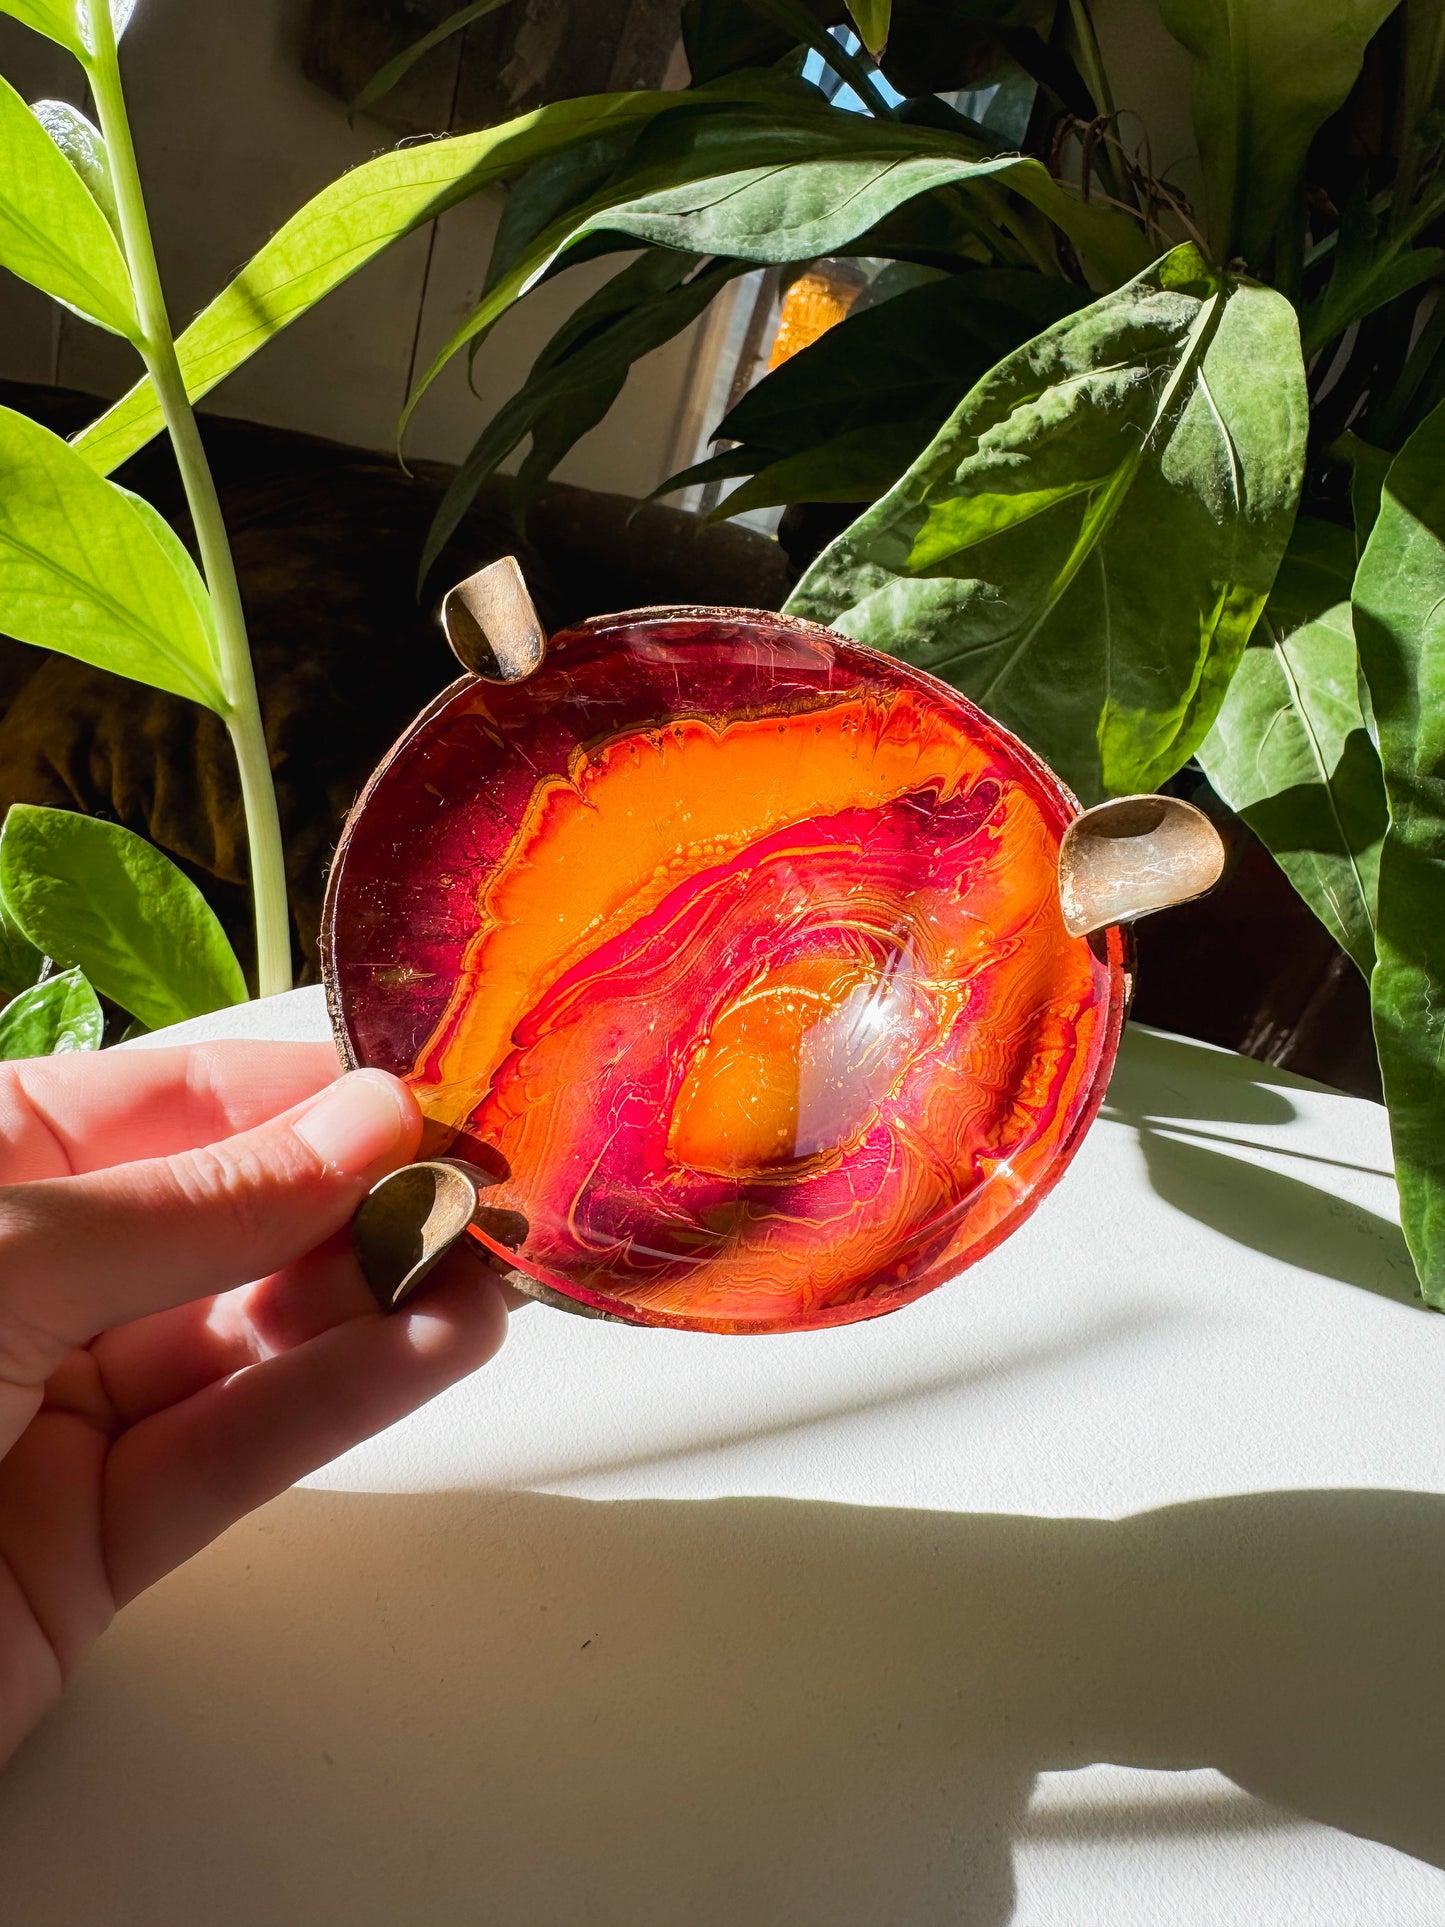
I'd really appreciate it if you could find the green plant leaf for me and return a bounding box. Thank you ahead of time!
[0,0,136,52]
[1390,0,1445,223]
[786,244,1308,804]
[1351,396,1445,1304]
[0,0,84,55]
[503,254,753,539]
[483,126,647,298]
[0,889,43,1002]
[707,421,936,514]
[118,486,218,645]
[1265,507,1360,623]
[0,405,224,709]
[1158,0,1404,269]
[658,267,1083,503]
[0,966,102,1058]
[1371,271,1445,448]
[76,82,1145,478]
[656,446,761,496]
[846,0,891,54]
[1332,430,1393,554]
[574,126,1144,286]
[349,0,518,119]
[1302,182,1445,357]
[421,252,748,581]
[1199,517,1385,976]
[403,113,1150,438]
[32,97,120,238]
[71,90,699,476]
[0,806,247,1030]
[0,71,138,338]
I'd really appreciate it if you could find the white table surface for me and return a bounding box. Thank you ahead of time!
[2,985,1442,1927]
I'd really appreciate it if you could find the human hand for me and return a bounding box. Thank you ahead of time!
[0,1042,509,1768]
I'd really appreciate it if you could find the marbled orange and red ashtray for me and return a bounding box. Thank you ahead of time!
[323,609,1128,1333]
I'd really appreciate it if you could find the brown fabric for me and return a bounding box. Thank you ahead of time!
[0,383,793,978]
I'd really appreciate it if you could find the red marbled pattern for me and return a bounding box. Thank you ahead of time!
[323,613,1127,1332]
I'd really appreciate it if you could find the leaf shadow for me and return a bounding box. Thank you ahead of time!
[1130,1127,1418,1303]
[1105,1027,1420,1306]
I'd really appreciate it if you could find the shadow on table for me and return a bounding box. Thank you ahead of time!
[5,1483,1444,1927]
[1107,1029,1420,1305]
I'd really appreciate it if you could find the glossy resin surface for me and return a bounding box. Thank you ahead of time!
[324,613,1128,1332]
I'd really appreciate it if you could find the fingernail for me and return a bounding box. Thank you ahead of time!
[293,1070,413,1177]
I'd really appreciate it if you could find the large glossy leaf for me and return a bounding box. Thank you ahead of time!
[660,267,1082,507]
[1352,398,1445,1304]
[422,252,745,579]
[1199,517,1385,976]
[0,406,223,709]
[1157,0,1403,269]
[0,806,247,1030]
[786,245,1308,804]
[578,122,1144,286]
[70,90,697,476]
[404,115,1148,435]
[0,966,102,1058]
[0,71,138,338]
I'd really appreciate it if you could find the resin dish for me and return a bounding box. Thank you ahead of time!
[323,609,1129,1334]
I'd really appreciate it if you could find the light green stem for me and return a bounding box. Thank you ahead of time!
[87,11,291,998]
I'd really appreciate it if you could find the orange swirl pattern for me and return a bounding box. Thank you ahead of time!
[324,614,1127,1333]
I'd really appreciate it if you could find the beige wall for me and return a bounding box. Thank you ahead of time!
[0,0,702,497]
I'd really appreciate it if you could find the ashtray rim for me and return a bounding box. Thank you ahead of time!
[321,602,1131,1334]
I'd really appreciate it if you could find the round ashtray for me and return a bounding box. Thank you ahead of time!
[324,605,1128,1333]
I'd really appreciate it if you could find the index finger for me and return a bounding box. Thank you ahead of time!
[0,1040,343,1181]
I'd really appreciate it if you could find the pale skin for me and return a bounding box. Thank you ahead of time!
[0,1043,511,1769]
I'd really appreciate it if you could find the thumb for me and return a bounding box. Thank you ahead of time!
[0,1069,419,1390]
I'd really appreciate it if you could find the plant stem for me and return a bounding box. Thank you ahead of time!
[1065,0,1132,211]
[87,13,292,998]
